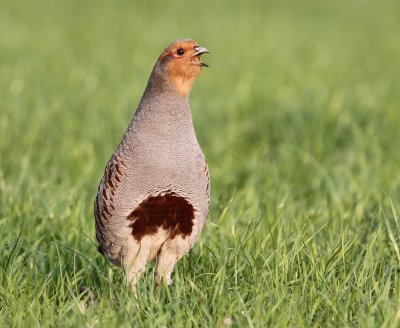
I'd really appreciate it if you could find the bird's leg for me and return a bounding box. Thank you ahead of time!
[155,236,192,287]
[123,238,150,294]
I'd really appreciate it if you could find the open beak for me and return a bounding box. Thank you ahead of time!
[192,46,210,67]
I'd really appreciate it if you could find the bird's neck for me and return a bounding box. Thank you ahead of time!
[137,86,192,122]
[134,65,193,123]
[118,67,198,156]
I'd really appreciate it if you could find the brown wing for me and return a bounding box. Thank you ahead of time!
[94,152,127,253]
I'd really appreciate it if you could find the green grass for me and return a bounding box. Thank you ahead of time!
[1,0,400,326]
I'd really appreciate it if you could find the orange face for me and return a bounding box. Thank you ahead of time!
[158,39,209,96]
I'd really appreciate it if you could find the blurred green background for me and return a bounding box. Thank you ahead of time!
[1,0,400,326]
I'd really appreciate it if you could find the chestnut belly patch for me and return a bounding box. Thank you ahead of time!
[127,192,195,241]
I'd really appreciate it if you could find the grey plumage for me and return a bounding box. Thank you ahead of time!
[94,39,210,291]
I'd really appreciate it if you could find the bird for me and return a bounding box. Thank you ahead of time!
[94,39,211,293]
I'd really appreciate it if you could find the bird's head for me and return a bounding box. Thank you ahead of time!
[157,39,210,97]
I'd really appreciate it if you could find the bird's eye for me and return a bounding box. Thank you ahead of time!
[177,48,185,56]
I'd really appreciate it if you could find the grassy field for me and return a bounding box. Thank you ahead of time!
[1,0,400,326]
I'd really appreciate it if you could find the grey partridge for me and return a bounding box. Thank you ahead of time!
[94,39,211,292]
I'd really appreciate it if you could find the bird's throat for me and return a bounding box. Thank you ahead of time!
[166,60,200,97]
[169,75,194,97]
